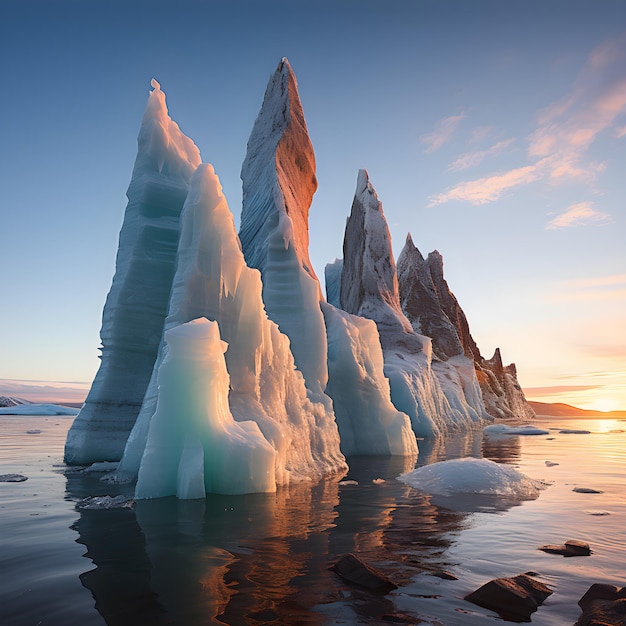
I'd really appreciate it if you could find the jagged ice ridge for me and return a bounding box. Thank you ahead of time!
[65,59,533,498]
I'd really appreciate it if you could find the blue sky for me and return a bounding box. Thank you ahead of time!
[1,0,625,410]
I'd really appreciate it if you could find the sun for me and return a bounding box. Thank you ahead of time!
[587,398,618,413]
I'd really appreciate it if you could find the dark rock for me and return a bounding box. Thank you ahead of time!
[576,584,626,625]
[539,540,591,557]
[573,487,604,494]
[464,573,552,622]
[579,584,621,611]
[431,570,458,580]
[380,613,418,623]
[329,553,398,594]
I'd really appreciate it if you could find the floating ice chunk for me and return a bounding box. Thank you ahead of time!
[82,461,120,473]
[483,424,550,436]
[559,429,591,434]
[76,495,135,510]
[0,474,28,482]
[398,457,545,499]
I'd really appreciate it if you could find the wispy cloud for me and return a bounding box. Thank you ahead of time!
[420,113,465,153]
[548,272,626,303]
[545,201,613,229]
[564,274,626,289]
[523,384,601,396]
[429,32,626,209]
[428,161,543,206]
[448,138,515,172]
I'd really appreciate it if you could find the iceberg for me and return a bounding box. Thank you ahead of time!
[321,302,417,457]
[239,59,416,458]
[398,234,534,421]
[65,79,201,464]
[64,59,536,498]
[121,163,346,493]
[335,170,486,438]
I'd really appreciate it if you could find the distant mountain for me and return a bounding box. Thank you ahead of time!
[0,396,26,407]
[529,401,626,418]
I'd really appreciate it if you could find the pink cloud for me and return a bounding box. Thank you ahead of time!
[430,32,626,209]
[447,138,515,172]
[545,201,613,230]
[420,113,465,153]
[428,161,543,206]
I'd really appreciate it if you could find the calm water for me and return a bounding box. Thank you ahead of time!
[0,415,624,625]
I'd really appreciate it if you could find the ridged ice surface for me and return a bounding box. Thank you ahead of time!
[321,302,417,457]
[64,80,201,465]
[239,58,328,395]
[122,164,346,493]
[339,170,487,438]
[135,319,277,498]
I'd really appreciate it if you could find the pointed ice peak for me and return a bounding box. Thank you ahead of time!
[240,57,319,283]
[354,169,384,214]
[136,79,201,182]
[426,250,444,279]
[401,232,425,264]
[188,163,226,208]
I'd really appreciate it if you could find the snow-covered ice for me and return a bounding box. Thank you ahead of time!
[0,403,79,416]
[398,457,545,500]
[483,424,550,436]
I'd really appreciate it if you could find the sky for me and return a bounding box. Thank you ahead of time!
[1,0,625,411]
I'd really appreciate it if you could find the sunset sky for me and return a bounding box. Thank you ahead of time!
[1,0,625,411]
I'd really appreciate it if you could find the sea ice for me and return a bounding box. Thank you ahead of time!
[483,424,550,436]
[0,404,78,416]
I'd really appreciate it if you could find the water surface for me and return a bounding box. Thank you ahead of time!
[1,415,624,625]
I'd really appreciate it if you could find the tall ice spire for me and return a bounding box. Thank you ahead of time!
[64,80,201,464]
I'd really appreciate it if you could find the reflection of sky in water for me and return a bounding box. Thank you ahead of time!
[0,416,624,625]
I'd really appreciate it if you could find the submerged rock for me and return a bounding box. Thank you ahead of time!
[539,540,592,557]
[576,584,626,626]
[329,553,398,594]
[464,573,552,622]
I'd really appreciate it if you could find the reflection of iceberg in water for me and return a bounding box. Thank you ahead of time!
[68,470,340,625]
[67,431,529,625]
[482,430,522,464]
